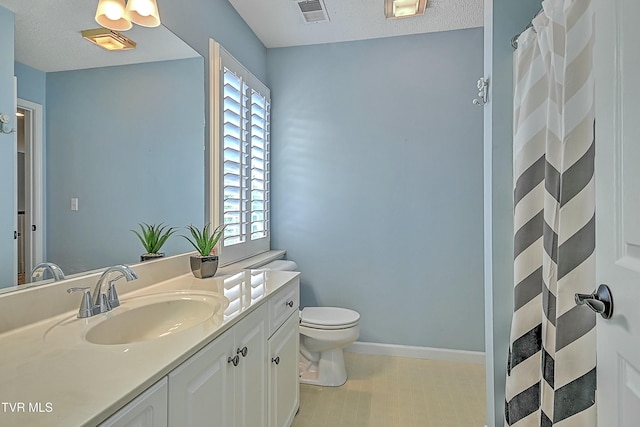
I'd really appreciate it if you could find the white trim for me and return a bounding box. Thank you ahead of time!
[16,98,44,272]
[346,341,486,364]
[208,38,221,231]
[10,78,18,286]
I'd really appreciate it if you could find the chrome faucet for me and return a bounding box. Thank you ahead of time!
[67,264,138,318]
[92,265,138,314]
[30,262,66,282]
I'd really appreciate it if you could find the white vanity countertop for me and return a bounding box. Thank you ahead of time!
[0,269,299,427]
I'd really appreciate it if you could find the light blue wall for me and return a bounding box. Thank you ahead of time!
[45,58,204,274]
[160,0,267,222]
[483,1,542,425]
[15,62,46,105]
[160,0,266,82]
[267,28,485,352]
[0,6,15,286]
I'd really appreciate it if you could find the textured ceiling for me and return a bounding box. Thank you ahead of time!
[228,0,484,48]
[0,0,199,72]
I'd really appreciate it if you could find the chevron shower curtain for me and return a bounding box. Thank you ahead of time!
[505,1,596,426]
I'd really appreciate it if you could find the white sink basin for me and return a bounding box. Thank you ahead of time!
[45,291,229,346]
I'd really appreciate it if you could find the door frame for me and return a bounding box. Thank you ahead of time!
[17,98,44,277]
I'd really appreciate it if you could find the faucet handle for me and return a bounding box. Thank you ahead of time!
[107,281,120,308]
[67,287,93,318]
[93,293,112,315]
[106,274,126,308]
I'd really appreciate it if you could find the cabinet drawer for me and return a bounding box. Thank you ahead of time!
[268,278,299,337]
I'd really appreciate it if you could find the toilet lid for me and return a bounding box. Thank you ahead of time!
[300,307,360,328]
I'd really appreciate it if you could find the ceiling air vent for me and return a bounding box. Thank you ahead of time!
[295,0,330,23]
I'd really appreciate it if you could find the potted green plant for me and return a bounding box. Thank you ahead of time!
[181,223,227,278]
[131,223,177,262]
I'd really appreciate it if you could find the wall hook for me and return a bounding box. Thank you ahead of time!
[472,77,489,106]
[0,113,16,134]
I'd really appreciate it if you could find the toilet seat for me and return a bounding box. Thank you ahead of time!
[300,307,360,330]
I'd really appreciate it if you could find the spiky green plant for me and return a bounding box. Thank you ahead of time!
[131,223,177,254]
[182,224,227,257]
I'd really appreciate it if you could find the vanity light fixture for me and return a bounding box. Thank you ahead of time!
[82,28,137,51]
[384,0,427,19]
[95,0,161,31]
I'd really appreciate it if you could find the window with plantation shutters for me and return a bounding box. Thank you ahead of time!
[212,41,270,265]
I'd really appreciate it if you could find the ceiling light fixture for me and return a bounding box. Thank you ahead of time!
[95,0,161,31]
[82,28,137,51]
[384,0,427,19]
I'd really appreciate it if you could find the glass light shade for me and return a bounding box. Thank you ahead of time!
[95,0,132,31]
[393,0,418,17]
[384,0,427,19]
[92,35,130,50]
[82,28,137,51]
[125,0,161,28]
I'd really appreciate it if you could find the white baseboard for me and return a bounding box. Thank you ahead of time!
[346,341,486,364]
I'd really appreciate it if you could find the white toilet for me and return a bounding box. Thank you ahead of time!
[259,260,360,387]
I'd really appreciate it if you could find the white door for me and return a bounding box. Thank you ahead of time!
[16,98,44,281]
[594,0,640,424]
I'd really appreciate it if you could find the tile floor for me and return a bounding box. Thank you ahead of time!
[291,352,486,427]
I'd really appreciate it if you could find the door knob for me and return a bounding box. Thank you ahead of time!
[575,284,613,319]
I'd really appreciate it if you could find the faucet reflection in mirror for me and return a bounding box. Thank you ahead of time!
[30,262,66,282]
[95,0,161,31]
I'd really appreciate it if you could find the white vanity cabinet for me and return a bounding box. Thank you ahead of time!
[168,304,267,427]
[100,275,300,427]
[267,279,300,427]
[98,378,168,427]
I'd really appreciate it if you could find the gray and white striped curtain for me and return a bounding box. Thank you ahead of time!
[505,1,596,426]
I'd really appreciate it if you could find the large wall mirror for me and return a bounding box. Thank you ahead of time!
[0,0,205,293]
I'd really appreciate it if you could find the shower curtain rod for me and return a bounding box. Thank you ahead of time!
[511,7,544,49]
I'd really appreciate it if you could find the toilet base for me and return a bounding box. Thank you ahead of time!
[299,348,347,387]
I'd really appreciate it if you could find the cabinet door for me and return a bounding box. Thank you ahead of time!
[168,329,235,427]
[268,312,299,427]
[233,305,268,427]
[99,378,168,427]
